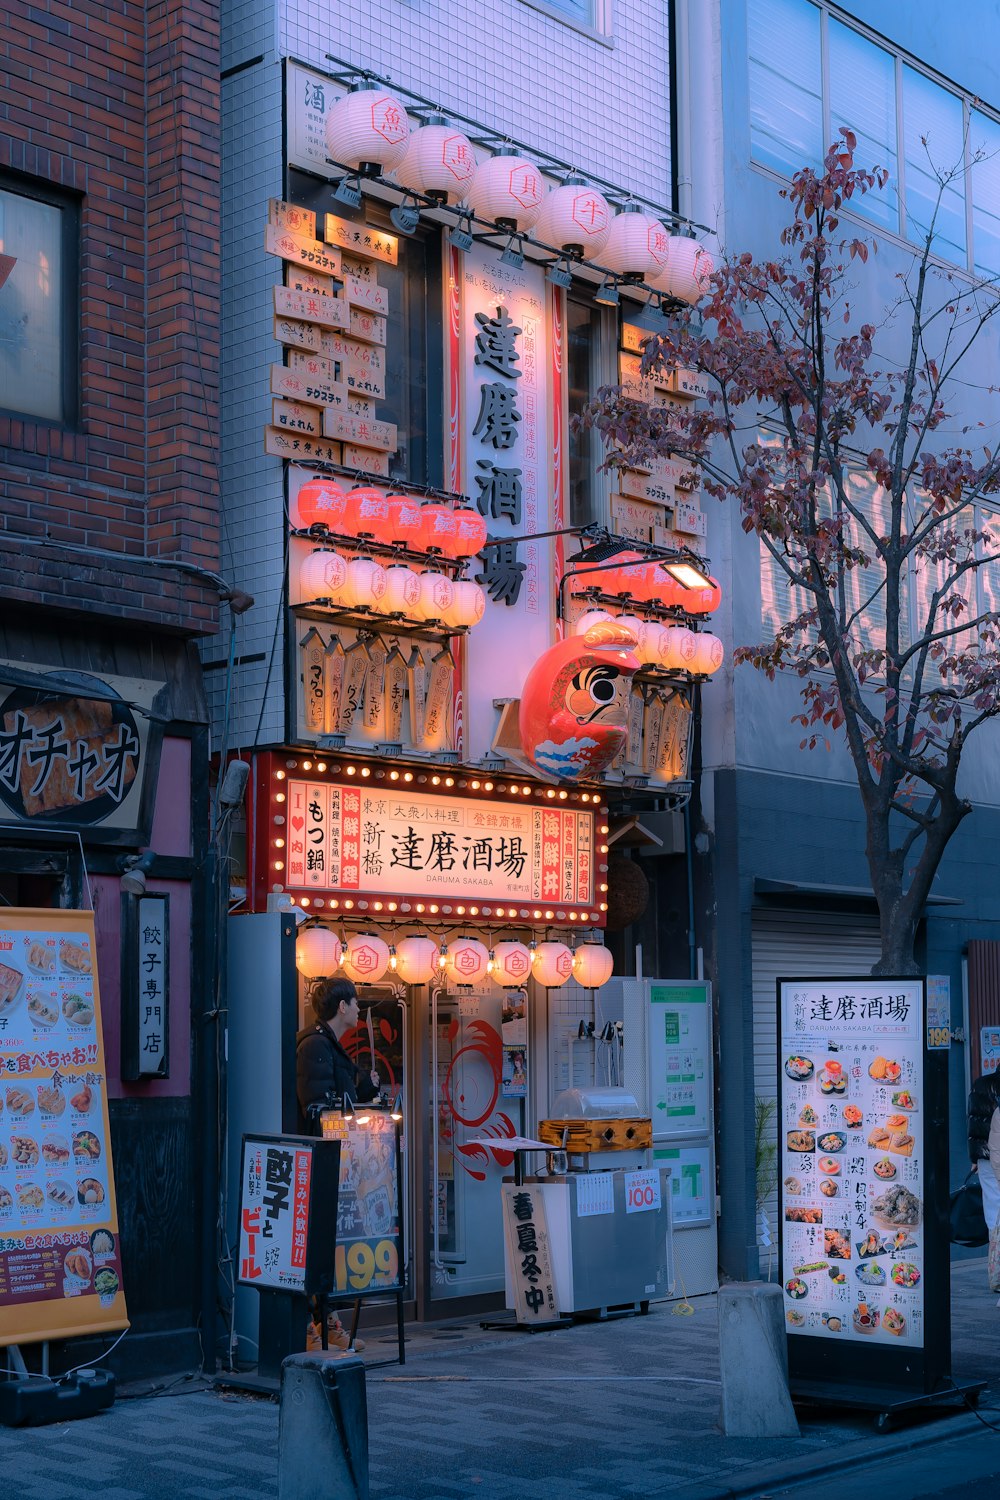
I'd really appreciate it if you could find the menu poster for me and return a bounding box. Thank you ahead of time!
[779,979,924,1354]
[0,908,127,1346]
[320,1112,403,1297]
[237,1135,341,1298]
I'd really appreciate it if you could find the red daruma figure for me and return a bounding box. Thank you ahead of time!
[518,620,640,781]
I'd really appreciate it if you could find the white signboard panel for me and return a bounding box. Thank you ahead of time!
[779,979,924,1348]
[647,983,711,1137]
[238,1136,314,1293]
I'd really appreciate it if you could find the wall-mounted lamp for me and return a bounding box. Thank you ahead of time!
[663,559,713,590]
[390,1093,404,1121]
[594,274,619,307]
[120,850,156,897]
[389,195,421,235]
[545,253,573,290]
[333,172,363,208]
[449,212,474,252]
[500,232,525,269]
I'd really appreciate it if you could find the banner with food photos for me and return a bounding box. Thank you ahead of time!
[0,908,127,1345]
[779,979,923,1349]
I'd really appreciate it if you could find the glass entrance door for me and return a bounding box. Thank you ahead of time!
[430,984,524,1301]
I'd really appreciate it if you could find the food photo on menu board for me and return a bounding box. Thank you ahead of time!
[779,981,923,1348]
[0,913,127,1344]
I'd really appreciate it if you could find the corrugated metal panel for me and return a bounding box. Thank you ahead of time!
[751,909,881,1274]
[967,940,1000,1076]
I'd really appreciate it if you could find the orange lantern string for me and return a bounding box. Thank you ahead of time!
[345,486,392,544]
[385,493,425,549]
[419,502,459,554]
[443,507,488,560]
[683,575,723,615]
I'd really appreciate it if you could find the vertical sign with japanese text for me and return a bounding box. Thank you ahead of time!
[135,896,168,1078]
[501,1182,557,1323]
[779,979,925,1351]
[238,1137,315,1292]
[461,244,555,762]
[0,908,127,1347]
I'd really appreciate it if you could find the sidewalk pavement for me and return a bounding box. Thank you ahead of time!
[3,1258,998,1500]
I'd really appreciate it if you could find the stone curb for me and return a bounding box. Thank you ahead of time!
[664,1406,988,1500]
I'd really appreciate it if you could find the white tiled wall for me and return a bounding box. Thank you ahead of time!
[282,0,672,204]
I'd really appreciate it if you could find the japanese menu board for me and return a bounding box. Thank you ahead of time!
[320,1112,402,1297]
[0,909,127,1346]
[238,1136,316,1292]
[779,979,924,1351]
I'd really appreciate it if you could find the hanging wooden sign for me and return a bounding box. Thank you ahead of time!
[384,646,407,744]
[341,253,379,284]
[643,692,667,775]
[625,683,646,771]
[264,429,342,465]
[322,637,346,735]
[284,266,337,298]
[339,640,369,736]
[322,409,397,453]
[313,332,387,377]
[348,393,375,419]
[301,628,326,734]
[323,214,398,266]
[273,285,350,331]
[342,445,390,477]
[265,223,343,278]
[348,308,387,346]
[271,364,349,408]
[657,694,692,781]
[344,365,386,401]
[422,646,454,752]
[342,276,389,315]
[268,198,317,239]
[272,398,322,436]
[407,646,428,744]
[363,636,388,739]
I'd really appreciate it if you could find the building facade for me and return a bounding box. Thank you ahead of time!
[1,0,221,1374]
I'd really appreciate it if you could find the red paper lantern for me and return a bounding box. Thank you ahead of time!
[385,493,425,548]
[419,503,459,554]
[441,507,488,560]
[296,480,349,532]
[603,551,647,599]
[683,575,723,615]
[344,486,391,543]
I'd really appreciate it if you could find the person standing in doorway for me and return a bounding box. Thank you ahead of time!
[296,977,381,1133]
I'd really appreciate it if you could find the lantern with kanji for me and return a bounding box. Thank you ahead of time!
[326,86,410,176]
[341,556,388,611]
[468,151,545,231]
[295,926,344,979]
[419,503,459,554]
[345,486,392,543]
[532,941,574,989]
[297,549,348,605]
[441,508,488,560]
[650,235,715,306]
[690,631,724,676]
[443,580,486,631]
[383,563,422,616]
[415,570,455,623]
[296,479,349,532]
[394,936,438,985]
[491,941,533,987]
[656,624,698,671]
[601,206,671,282]
[341,933,391,984]
[385,493,426,549]
[444,938,491,987]
[573,940,614,989]
[395,115,476,203]
[533,174,612,259]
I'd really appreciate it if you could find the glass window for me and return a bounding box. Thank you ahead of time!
[970,111,1000,279]
[902,67,967,263]
[748,0,823,178]
[828,20,899,231]
[0,180,76,425]
[567,296,616,530]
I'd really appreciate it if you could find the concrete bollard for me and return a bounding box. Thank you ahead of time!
[279,1352,369,1500]
[717,1282,799,1437]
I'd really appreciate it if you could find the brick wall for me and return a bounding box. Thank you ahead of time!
[0,0,221,636]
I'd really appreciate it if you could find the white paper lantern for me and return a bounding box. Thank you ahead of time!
[341,555,388,611]
[468,152,544,231]
[615,613,646,644]
[636,619,666,666]
[445,938,491,986]
[295,926,344,979]
[298,549,348,604]
[532,941,574,988]
[326,86,410,174]
[690,631,724,676]
[341,932,391,984]
[383,564,422,617]
[416,570,455,623]
[534,175,612,259]
[491,940,532,987]
[574,609,613,636]
[656,624,698,671]
[651,236,715,305]
[573,941,614,989]
[395,116,476,203]
[394,935,439,985]
[601,206,671,281]
[443,579,486,630]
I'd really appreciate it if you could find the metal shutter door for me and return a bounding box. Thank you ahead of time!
[751,909,882,1274]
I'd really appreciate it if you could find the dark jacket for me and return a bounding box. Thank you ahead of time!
[968,1072,1000,1162]
[296,1019,378,1135]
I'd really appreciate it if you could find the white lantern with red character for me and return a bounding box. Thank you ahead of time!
[295,926,343,979]
[326,86,410,175]
[298,549,348,605]
[532,941,574,989]
[395,115,476,203]
[444,938,491,987]
[443,580,486,630]
[491,940,533,987]
[650,235,715,306]
[533,174,612,260]
[394,936,439,985]
[341,933,391,984]
[690,631,724,676]
[573,940,614,989]
[341,556,388,611]
[382,564,422,616]
[415,571,455,623]
[601,205,671,282]
[468,151,545,231]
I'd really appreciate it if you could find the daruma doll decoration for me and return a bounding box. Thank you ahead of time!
[518,619,640,781]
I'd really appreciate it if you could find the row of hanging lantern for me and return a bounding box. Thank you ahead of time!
[570,551,722,614]
[326,86,714,306]
[575,608,723,676]
[296,925,614,990]
[295,478,489,629]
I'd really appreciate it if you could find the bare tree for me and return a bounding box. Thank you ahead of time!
[584,133,1000,974]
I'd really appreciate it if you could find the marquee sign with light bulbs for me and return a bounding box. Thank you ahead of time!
[250,751,608,923]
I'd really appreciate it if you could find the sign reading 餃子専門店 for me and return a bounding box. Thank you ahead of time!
[777,976,956,1402]
[0,909,128,1347]
[275,777,596,914]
